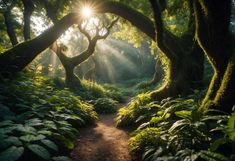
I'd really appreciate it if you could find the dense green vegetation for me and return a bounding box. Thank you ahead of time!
[0,72,127,161]
[117,93,235,160]
[1,0,235,161]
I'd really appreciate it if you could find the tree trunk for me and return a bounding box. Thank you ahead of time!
[149,0,204,100]
[3,9,18,46]
[194,0,235,113]
[148,59,163,85]
[22,0,34,40]
[100,1,204,98]
[64,65,82,88]
[53,38,98,87]
[0,13,79,75]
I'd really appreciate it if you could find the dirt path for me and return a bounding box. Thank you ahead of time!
[72,99,132,161]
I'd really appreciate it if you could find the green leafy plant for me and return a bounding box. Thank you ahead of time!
[91,98,118,114]
[0,73,98,161]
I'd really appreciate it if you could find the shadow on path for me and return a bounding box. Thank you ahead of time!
[71,100,132,161]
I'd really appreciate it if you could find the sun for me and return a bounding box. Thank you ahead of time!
[82,6,93,18]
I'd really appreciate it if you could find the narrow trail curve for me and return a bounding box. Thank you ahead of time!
[71,98,132,161]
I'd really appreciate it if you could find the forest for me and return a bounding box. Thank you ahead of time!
[0,0,235,161]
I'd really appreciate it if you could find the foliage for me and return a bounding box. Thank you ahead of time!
[0,72,97,161]
[91,98,118,114]
[116,93,152,127]
[119,94,235,160]
[77,79,125,102]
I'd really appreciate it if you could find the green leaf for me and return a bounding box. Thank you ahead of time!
[0,120,14,127]
[25,118,43,126]
[20,134,45,142]
[0,146,24,161]
[149,116,163,124]
[200,150,230,161]
[16,111,34,121]
[41,139,58,151]
[210,138,227,151]
[27,144,51,160]
[168,119,189,133]
[52,156,72,161]
[0,137,22,149]
[175,110,192,119]
[54,135,74,149]
[16,125,36,133]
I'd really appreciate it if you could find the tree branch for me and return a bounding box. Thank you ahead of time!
[149,0,178,61]
[98,1,156,40]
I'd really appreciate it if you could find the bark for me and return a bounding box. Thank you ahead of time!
[52,37,100,87]
[0,13,79,75]
[149,0,204,100]
[22,0,34,40]
[149,60,163,85]
[100,1,204,98]
[98,1,156,39]
[194,0,235,113]
[0,0,204,96]
[3,9,18,46]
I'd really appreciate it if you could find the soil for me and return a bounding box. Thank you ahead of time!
[71,99,132,161]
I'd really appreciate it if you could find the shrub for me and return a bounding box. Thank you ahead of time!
[0,73,98,161]
[92,98,118,114]
[122,94,235,160]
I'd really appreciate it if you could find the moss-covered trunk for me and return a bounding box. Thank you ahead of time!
[0,13,79,75]
[149,0,204,100]
[194,0,235,113]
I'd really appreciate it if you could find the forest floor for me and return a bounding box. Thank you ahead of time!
[71,98,133,161]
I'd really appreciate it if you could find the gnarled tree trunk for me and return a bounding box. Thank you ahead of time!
[0,13,79,75]
[149,0,204,100]
[194,0,235,113]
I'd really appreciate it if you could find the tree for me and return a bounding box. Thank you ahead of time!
[0,13,79,75]
[50,18,117,87]
[144,0,204,100]
[1,0,18,46]
[94,0,202,99]
[0,0,204,101]
[22,0,34,40]
[194,0,235,113]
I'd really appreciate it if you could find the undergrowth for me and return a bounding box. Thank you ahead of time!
[0,73,98,161]
[117,92,235,161]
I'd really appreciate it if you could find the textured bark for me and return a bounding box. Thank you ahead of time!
[149,60,163,85]
[149,0,204,100]
[0,13,79,75]
[194,0,235,113]
[22,0,34,40]
[3,9,18,46]
[100,0,205,99]
[52,37,101,87]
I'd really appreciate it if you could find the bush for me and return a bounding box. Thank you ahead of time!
[92,98,118,114]
[0,73,98,161]
[116,93,152,127]
[72,79,125,102]
[120,94,235,161]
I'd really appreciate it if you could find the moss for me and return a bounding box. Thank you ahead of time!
[116,93,152,127]
[129,128,164,155]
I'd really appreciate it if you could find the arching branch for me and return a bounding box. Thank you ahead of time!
[98,1,156,40]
